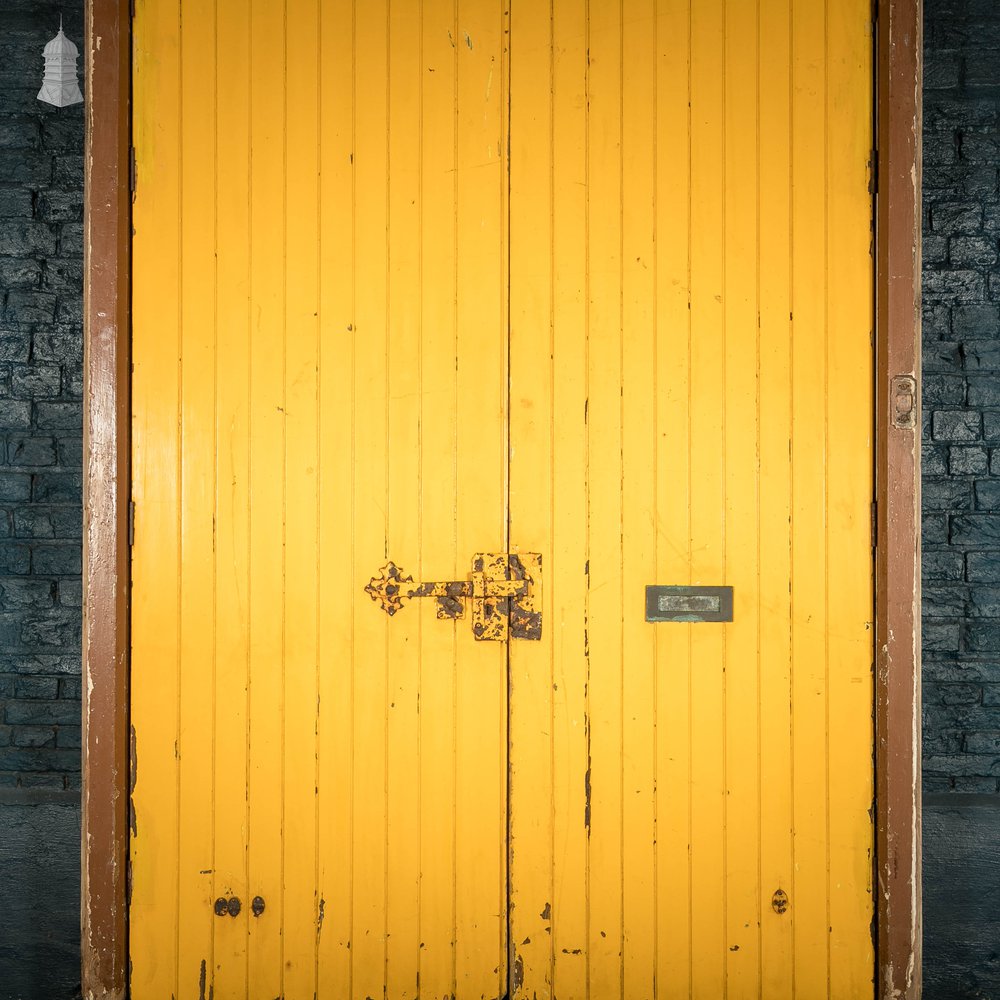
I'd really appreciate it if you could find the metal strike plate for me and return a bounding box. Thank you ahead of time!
[645,585,733,623]
[366,553,541,641]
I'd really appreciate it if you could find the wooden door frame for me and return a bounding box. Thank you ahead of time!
[80,1,922,997]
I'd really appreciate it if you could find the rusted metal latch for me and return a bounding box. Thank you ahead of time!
[366,552,542,641]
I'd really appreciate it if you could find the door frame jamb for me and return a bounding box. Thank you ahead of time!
[81,2,923,997]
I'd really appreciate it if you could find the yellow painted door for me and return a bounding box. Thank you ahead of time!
[130,1,873,998]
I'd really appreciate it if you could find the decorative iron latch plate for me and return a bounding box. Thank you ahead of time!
[366,552,542,641]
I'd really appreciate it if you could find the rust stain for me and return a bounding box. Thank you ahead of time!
[198,959,207,1000]
[584,761,592,833]
[540,902,551,920]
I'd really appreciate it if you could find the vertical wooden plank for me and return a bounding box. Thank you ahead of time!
[82,0,130,992]
[385,1,422,996]
[722,0,762,994]
[789,0,830,994]
[826,1,875,995]
[549,2,591,995]
[417,0,459,995]
[453,1,509,995]
[585,2,624,995]
[351,0,390,992]
[129,0,181,991]
[212,0,252,992]
[247,0,286,994]
[176,3,218,993]
[507,0,554,990]
[876,0,923,993]
[620,1,658,995]
[317,0,356,993]
[687,0,727,994]
[653,0,694,993]
[282,0,321,994]
[756,0,795,993]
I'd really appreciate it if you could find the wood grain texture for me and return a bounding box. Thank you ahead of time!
[82,0,130,995]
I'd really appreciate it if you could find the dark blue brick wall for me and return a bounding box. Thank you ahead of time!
[923,0,1000,794]
[0,0,83,794]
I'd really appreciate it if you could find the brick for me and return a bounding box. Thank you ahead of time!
[923,479,972,511]
[0,579,54,611]
[40,117,82,152]
[31,472,80,503]
[57,580,81,608]
[924,374,966,404]
[56,437,82,467]
[963,339,1000,370]
[56,727,81,749]
[34,401,81,431]
[0,473,30,502]
[923,304,952,339]
[0,188,33,218]
[0,543,30,575]
[10,364,60,398]
[925,584,969,617]
[924,233,949,266]
[951,235,999,268]
[13,506,80,540]
[965,621,1000,652]
[0,329,31,362]
[7,436,57,467]
[58,677,80,700]
[924,551,964,580]
[30,544,81,576]
[964,731,1000,754]
[0,258,41,289]
[0,117,39,149]
[0,151,51,185]
[11,727,55,749]
[967,552,1000,582]
[54,297,82,325]
[923,444,949,475]
[975,480,1000,509]
[952,303,1000,340]
[970,586,1000,617]
[51,154,83,186]
[968,376,1000,405]
[949,446,989,475]
[14,676,59,699]
[3,290,56,325]
[923,341,964,372]
[35,190,82,223]
[19,610,80,647]
[952,514,1000,545]
[0,400,30,429]
[924,48,961,89]
[931,201,984,232]
[42,258,82,293]
[924,513,950,546]
[0,748,79,772]
[32,328,81,365]
[933,409,981,440]
[6,654,80,676]
[924,268,987,302]
[58,222,83,257]
[3,695,78,726]
[926,622,962,651]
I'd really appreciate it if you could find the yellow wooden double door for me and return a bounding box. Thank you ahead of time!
[130,1,874,997]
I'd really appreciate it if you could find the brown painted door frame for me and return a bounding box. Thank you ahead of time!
[80,0,923,997]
